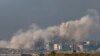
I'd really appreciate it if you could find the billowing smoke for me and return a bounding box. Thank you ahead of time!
[0,10,100,49]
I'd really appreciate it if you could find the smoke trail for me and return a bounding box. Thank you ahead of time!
[0,10,100,49]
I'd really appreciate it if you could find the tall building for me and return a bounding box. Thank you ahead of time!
[54,43,61,51]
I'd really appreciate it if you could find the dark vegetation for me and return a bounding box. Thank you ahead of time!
[45,51,100,56]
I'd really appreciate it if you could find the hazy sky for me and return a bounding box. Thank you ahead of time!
[0,0,100,40]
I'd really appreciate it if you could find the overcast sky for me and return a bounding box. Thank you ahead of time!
[0,0,100,40]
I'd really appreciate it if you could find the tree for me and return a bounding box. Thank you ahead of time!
[50,51,56,56]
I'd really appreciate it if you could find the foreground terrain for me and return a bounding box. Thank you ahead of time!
[45,51,100,56]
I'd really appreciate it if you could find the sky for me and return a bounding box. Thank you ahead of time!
[0,0,100,40]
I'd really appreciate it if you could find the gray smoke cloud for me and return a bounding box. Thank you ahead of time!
[0,10,100,49]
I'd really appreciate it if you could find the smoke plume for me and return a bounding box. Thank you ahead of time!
[0,10,100,49]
